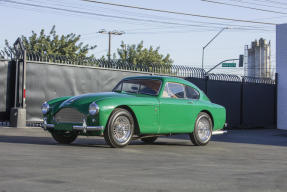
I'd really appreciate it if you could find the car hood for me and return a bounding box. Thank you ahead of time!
[53,92,133,114]
[59,92,132,108]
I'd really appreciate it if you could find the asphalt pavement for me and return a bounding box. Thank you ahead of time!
[0,127,287,192]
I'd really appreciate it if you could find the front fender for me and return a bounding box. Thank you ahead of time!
[96,96,158,132]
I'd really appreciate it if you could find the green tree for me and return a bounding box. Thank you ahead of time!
[117,41,173,67]
[4,25,96,59]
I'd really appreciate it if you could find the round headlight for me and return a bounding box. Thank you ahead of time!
[41,102,50,115]
[89,102,99,115]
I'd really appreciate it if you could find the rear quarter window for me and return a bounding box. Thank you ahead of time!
[185,86,200,99]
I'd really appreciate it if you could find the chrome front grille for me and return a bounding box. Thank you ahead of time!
[54,108,84,123]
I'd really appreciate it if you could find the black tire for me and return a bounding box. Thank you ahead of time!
[104,108,134,148]
[190,112,213,146]
[51,131,78,144]
[141,136,158,144]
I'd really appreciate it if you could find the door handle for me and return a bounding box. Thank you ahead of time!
[187,101,193,104]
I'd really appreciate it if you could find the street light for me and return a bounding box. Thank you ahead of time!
[201,27,228,70]
[98,29,125,61]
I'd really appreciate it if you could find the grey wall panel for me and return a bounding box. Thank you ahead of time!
[277,24,287,130]
[0,60,9,112]
[0,60,14,121]
[26,62,149,121]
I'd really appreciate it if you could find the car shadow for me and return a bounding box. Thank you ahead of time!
[1,129,286,148]
[0,135,194,148]
[0,135,56,146]
[169,129,287,147]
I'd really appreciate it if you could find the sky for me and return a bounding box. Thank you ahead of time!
[0,0,285,75]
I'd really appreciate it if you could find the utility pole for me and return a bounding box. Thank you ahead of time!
[98,29,125,61]
[201,27,228,70]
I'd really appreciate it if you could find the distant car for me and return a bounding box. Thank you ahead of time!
[42,76,226,148]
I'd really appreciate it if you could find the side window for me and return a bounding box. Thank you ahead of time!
[122,81,140,93]
[185,86,200,99]
[113,82,122,92]
[162,82,185,99]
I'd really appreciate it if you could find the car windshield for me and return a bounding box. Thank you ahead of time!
[113,79,162,96]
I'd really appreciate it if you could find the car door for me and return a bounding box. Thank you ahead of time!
[159,82,195,133]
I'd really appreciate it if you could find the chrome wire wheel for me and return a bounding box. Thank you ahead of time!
[189,112,213,146]
[112,115,132,144]
[196,116,212,143]
[104,108,134,148]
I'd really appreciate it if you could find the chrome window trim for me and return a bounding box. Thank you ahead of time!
[113,78,163,96]
[162,82,185,99]
[161,82,200,100]
[185,85,200,100]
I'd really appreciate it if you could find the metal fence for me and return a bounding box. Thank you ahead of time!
[23,51,206,78]
[186,74,277,128]
[0,48,277,128]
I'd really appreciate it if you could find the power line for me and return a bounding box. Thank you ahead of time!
[1,0,274,33]
[3,0,276,31]
[1,0,275,43]
[42,0,274,30]
[81,26,274,37]
[201,0,287,15]
[82,0,276,25]
[77,0,272,30]
[0,0,226,30]
[228,0,287,10]
[0,1,153,29]
[251,0,287,7]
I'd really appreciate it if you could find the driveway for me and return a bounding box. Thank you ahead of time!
[0,127,286,192]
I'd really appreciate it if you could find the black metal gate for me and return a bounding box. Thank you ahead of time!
[185,74,277,128]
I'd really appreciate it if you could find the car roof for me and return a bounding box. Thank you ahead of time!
[123,75,196,87]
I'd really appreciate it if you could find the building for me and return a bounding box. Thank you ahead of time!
[245,38,272,78]
[277,24,287,130]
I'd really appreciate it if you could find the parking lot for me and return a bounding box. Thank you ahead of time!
[0,127,286,192]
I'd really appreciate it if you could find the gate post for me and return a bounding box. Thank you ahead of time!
[239,77,245,127]
[274,73,278,128]
[10,38,26,128]
[204,75,209,94]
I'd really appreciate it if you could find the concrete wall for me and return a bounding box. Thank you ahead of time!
[0,59,13,121]
[25,61,150,121]
[276,24,287,130]
[0,60,9,112]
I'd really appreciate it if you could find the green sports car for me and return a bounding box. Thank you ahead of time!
[42,76,226,148]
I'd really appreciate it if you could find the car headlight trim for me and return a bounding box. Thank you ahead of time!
[41,102,50,115]
[89,102,99,115]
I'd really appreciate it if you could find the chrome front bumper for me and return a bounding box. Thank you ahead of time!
[42,119,104,133]
[42,118,55,130]
[73,125,104,132]
[42,123,55,130]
